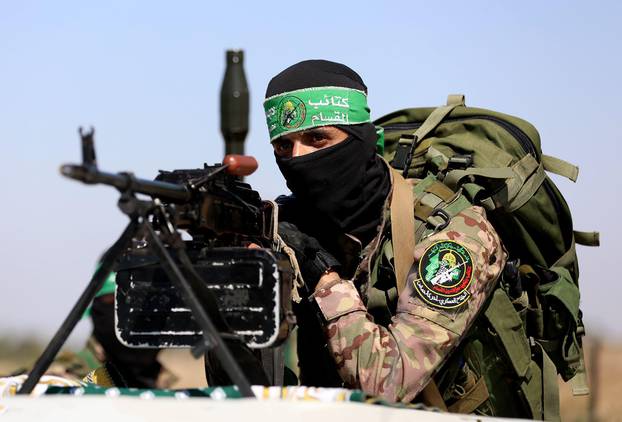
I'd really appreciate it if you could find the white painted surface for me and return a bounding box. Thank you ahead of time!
[0,396,527,422]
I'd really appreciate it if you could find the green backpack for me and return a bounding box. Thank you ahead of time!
[375,95,599,419]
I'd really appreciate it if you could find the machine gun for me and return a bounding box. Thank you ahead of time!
[18,129,292,397]
[19,50,292,397]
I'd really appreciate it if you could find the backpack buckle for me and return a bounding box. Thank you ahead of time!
[502,259,523,300]
[428,208,451,231]
[391,134,419,177]
[391,143,410,170]
[448,154,473,170]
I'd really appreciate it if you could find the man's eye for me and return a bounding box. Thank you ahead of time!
[273,141,292,154]
[311,133,326,142]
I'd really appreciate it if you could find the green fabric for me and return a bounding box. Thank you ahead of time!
[482,289,562,420]
[263,86,370,141]
[484,289,531,379]
[540,267,580,322]
[97,270,116,297]
[538,267,583,381]
[375,126,385,155]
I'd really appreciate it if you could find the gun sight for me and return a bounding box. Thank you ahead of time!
[79,126,97,168]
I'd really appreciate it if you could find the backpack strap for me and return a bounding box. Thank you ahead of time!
[419,378,449,411]
[574,230,600,247]
[555,229,600,273]
[484,287,561,420]
[389,169,415,295]
[410,175,473,240]
[389,170,451,411]
[570,357,590,396]
[536,342,562,421]
[542,154,579,182]
[392,94,466,174]
[447,154,552,213]
[447,374,490,414]
[444,167,515,190]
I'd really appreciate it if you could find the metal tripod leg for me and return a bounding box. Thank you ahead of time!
[143,223,255,398]
[18,220,140,394]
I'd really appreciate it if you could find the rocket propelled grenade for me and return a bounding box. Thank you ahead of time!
[220,50,249,156]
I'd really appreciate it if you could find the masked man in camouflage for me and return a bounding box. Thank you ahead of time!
[265,60,509,414]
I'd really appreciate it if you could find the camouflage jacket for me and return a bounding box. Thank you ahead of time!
[312,176,506,404]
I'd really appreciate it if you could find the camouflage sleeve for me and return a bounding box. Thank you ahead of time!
[314,205,506,403]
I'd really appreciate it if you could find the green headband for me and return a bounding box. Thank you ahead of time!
[263,86,371,141]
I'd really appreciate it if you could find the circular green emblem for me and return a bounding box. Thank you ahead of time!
[277,96,306,130]
[413,240,474,309]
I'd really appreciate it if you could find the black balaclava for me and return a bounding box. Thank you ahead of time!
[266,60,390,246]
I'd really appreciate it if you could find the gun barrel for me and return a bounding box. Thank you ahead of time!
[60,164,192,202]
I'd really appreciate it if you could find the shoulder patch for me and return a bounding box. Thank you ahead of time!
[413,240,473,309]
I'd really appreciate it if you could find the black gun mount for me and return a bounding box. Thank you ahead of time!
[19,128,293,397]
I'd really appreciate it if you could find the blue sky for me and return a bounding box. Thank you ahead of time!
[1,1,620,345]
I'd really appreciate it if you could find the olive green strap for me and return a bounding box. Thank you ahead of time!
[390,169,415,295]
[554,238,577,269]
[446,94,466,106]
[461,182,497,210]
[425,146,450,170]
[443,195,472,217]
[484,289,531,378]
[452,155,545,212]
[412,174,438,197]
[573,230,600,247]
[504,160,547,212]
[538,342,561,422]
[570,356,590,396]
[542,154,579,182]
[414,204,434,221]
[444,167,515,191]
[420,192,444,210]
[425,181,455,202]
[397,94,465,148]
